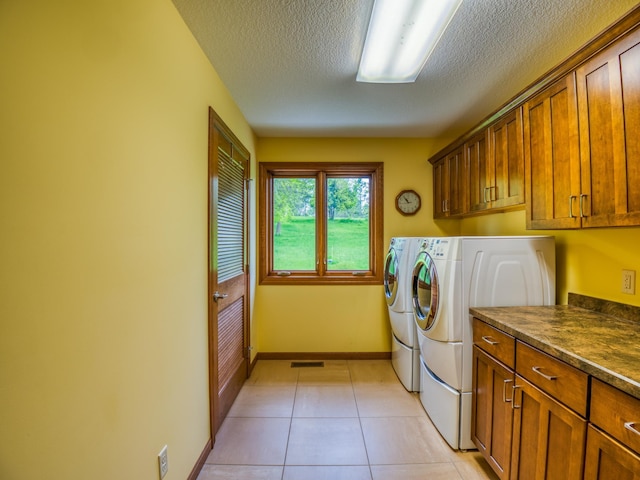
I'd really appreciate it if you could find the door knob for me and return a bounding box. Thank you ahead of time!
[213,291,228,302]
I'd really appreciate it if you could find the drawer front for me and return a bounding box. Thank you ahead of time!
[591,378,640,454]
[516,341,588,416]
[472,318,515,368]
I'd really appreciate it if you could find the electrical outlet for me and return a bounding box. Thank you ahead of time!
[622,269,636,295]
[158,445,168,479]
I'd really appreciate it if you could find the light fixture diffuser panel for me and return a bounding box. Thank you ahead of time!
[357,0,463,83]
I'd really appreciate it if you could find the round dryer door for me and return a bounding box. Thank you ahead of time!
[412,251,439,331]
[383,248,399,306]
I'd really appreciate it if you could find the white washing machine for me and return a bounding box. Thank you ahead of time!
[384,237,423,391]
[411,236,555,450]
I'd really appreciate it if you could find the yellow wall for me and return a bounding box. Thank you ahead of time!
[0,1,256,479]
[461,210,640,306]
[255,138,458,353]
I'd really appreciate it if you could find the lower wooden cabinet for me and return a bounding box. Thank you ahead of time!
[510,375,587,480]
[472,317,640,480]
[584,425,640,479]
[472,346,514,480]
[473,354,587,480]
[586,378,640,479]
[590,378,640,455]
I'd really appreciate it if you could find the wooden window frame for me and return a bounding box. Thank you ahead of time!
[258,162,384,285]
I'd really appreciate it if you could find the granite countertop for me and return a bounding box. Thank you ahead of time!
[470,299,640,400]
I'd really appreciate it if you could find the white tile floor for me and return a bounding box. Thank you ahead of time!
[197,359,499,480]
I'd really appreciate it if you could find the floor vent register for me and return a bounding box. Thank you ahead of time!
[290,361,325,368]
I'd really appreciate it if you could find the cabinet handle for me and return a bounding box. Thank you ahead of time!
[481,335,499,345]
[503,379,513,403]
[624,422,640,436]
[512,384,522,409]
[532,366,558,381]
[568,195,576,218]
[579,194,588,218]
[483,186,498,202]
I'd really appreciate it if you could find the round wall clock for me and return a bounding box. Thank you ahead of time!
[395,189,421,215]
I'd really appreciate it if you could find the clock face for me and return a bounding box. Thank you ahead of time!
[396,190,421,215]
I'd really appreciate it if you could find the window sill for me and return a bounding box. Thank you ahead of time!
[259,274,383,286]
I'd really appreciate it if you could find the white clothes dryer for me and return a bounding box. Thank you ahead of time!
[411,236,555,450]
[384,237,423,392]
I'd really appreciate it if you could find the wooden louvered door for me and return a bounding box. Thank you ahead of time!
[208,107,250,437]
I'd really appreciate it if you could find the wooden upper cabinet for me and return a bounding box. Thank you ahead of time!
[524,26,640,230]
[429,8,640,227]
[432,111,524,219]
[466,130,490,213]
[433,146,466,218]
[523,74,582,229]
[576,26,640,227]
[487,108,525,209]
[433,157,448,219]
[447,146,467,216]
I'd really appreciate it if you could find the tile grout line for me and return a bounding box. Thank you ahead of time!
[348,361,375,480]
[279,366,300,480]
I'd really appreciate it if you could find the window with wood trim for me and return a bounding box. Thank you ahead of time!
[259,162,384,285]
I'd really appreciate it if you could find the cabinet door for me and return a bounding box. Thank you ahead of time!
[523,74,582,229]
[472,346,515,480]
[466,131,490,213]
[488,108,525,209]
[584,425,640,480]
[433,147,465,218]
[447,146,467,216]
[576,27,640,227]
[433,157,448,219]
[510,375,586,480]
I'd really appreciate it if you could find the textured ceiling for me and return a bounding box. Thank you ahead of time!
[171,0,640,138]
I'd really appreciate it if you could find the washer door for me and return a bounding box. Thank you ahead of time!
[384,247,399,306]
[412,251,439,331]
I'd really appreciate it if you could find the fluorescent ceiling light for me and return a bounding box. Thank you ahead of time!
[357,0,463,83]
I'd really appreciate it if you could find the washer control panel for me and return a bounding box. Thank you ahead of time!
[390,237,407,255]
[420,238,450,258]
